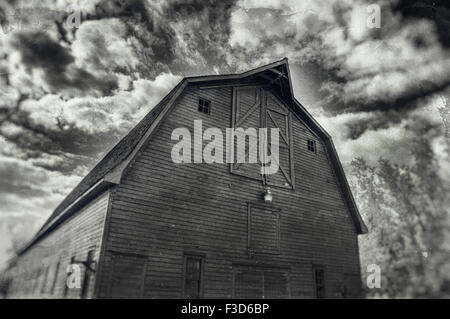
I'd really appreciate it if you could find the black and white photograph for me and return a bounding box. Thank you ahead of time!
[0,0,449,303]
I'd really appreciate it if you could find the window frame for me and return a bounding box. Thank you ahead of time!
[307,139,316,153]
[197,97,211,115]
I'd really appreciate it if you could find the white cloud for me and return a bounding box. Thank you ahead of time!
[316,93,447,169]
[71,19,140,75]
[229,0,450,108]
[20,72,181,135]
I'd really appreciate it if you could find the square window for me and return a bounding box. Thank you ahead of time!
[198,98,211,115]
[307,139,316,153]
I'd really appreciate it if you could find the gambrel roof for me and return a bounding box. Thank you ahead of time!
[20,58,367,255]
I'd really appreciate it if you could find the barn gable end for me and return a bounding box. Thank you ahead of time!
[97,66,365,298]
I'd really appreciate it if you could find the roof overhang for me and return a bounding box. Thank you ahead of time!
[17,178,116,256]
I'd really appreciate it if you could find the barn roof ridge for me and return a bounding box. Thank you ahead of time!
[19,58,366,256]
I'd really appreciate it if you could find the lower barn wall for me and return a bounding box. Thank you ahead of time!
[3,190,110,299]
[97,86,362,299]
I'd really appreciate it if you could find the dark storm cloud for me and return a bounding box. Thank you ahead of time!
[0,110,120,173]
[2,0,447,155]
[393,0,450,47]
[11,32,118,95]
[90,0,153,23]
[84,0,238,76]
[81,0,175,74]
[322,80,450,140]
[328,77,450,113]
[344,111,401,140]
[0,161,48,197]
[164,0,238,71]
[290,2,450,139]
[79,0,238,76]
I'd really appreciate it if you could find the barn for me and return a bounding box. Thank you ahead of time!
[1,58,367,299]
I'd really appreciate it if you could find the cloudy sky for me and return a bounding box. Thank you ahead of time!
[0,0,449,269]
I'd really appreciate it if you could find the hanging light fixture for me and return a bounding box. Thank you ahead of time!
[263,186,273,203]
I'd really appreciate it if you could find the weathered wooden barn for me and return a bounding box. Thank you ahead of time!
[1,59,367,299]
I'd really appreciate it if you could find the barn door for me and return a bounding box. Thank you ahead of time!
[184,256,203,298]
[233,265,289,298]
[231,87,294,188]
[264,92,294,188]
[231,86,264,181]
[234,267,264,298]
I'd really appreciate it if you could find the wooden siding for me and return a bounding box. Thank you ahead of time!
[4,190,110,299]
[98,84,362,298]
